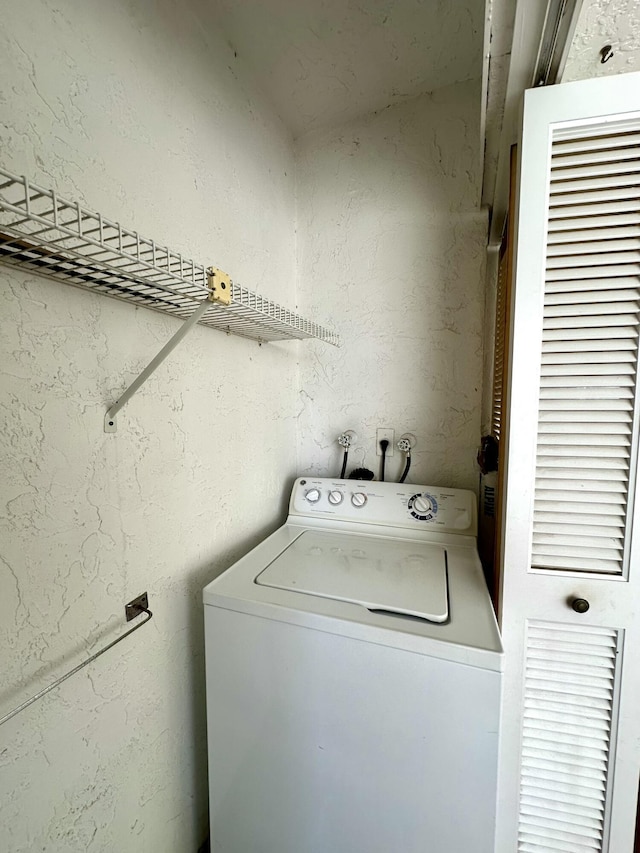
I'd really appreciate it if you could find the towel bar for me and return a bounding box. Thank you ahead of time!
[0,593,152,727]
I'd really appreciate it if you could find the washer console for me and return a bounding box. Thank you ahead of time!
[289,477,477,537]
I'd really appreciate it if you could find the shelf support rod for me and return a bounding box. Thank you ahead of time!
[105,267,231,432]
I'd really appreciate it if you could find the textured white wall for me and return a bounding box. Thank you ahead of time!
[295,81,487,489]
[0,1,298,851]
[1,2,489,848]
[207,0,484,138]
[563,0,640,82]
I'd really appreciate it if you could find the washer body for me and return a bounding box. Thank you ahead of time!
[203,478,503,853]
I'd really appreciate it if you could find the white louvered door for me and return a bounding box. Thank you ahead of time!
[496,72,640,853]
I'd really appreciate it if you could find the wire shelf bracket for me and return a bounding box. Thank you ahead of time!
[104,268,228,432]
[0,167,340,429]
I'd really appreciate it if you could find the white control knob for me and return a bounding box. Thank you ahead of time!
[351,492,367,508]
[412,495,433,514]
[305,488,321,504]
[328,490,344,505]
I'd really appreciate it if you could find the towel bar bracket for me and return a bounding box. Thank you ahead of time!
[126,591,149,621]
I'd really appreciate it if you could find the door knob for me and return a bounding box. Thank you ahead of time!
[571,597,590,614]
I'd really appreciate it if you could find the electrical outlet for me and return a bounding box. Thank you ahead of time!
[376,428,395,456]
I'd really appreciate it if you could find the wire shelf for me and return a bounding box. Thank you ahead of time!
[0,167,339,346]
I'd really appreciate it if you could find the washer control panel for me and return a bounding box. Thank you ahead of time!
[291,478,476,536]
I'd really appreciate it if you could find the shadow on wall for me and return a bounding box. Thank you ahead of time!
[0,611,126,717]
[294,83,487,491]
[185,476,295,847]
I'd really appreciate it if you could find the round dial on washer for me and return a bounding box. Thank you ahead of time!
[305,488,321,504]
[351,492,367,508]
[413,496,433,514]
[328,490,344,505]
[408,492,438,521]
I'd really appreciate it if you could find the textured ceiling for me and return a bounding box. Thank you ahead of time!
[207,0,485,138]
[563,0,640,81]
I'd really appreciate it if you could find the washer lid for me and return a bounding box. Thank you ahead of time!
[255,530,449,622]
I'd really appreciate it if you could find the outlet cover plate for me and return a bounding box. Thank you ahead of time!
[376,428,395,456]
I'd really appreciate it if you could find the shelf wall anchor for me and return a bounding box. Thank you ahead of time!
[104,268,230,432]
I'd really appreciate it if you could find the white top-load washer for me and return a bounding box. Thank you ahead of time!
[203,477,503,853]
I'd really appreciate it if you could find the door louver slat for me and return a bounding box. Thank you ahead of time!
[521,803,603,832]
[542,326,637,341]
[551,160,640,181]
[540,400,633,412]
[523,706,611,731]
[549,199,639,219]
[541,414,631,428]
[534,511,624,526]
[524,666,618,688]
[546,267,640,284]
[548,212,639,232]
[550,175,640,195]
[521,767,607,794]
[551,129,640,150]
[537,434,630,448]
[519,839,599,853]
[534,494,624,509]
[542,351,636,365]
[539,389,633,401]
[535,481,626,496]
[549,226,638,248]
[531,120,640,576]
[524,698,612,719]
[544,300,638,317]
[533,524,623,541]
[518,623,618,852]
[549,188,640,207]
[547,239,640,256]
[522,789,604,815]
[522,752,610,776]
[545,290,639,306]
[531,557,620,574]
[521,756,608,783]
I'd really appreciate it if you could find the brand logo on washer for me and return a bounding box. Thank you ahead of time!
[408,492,438,521]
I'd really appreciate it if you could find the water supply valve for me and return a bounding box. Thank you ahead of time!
[338,430,357,448]
[398,433,416,453]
